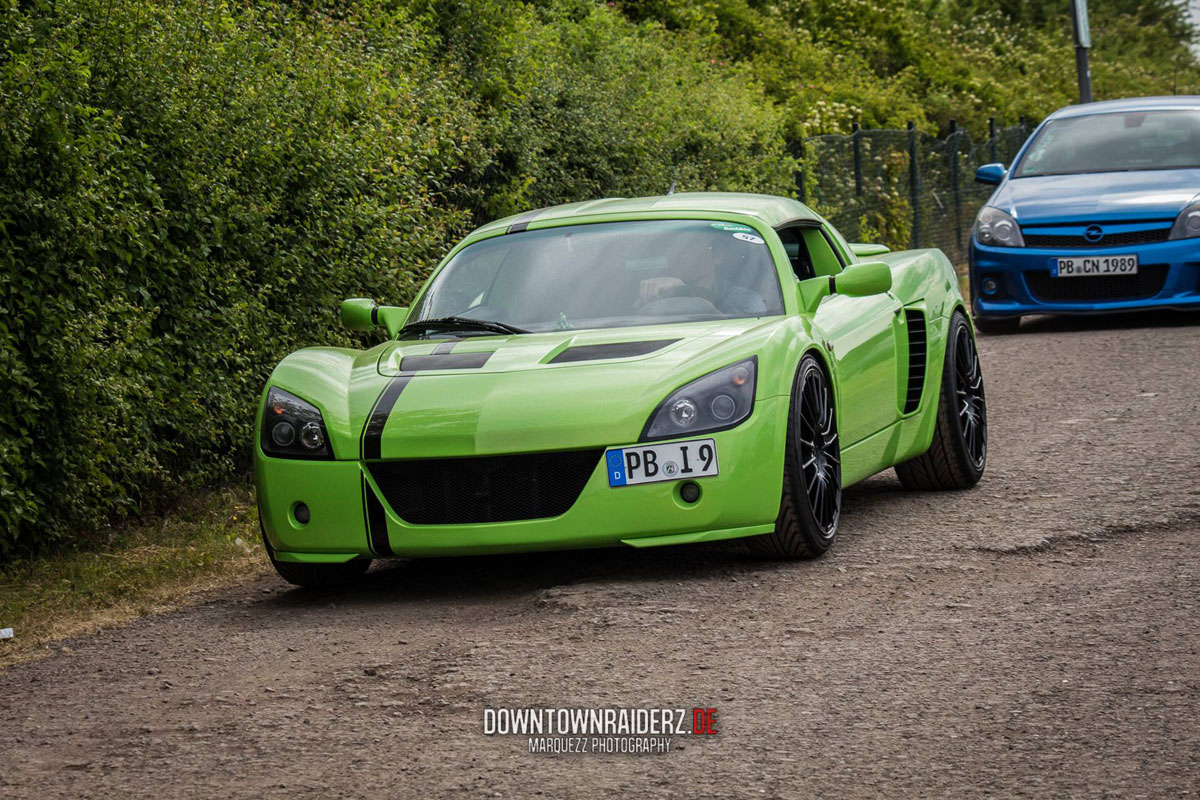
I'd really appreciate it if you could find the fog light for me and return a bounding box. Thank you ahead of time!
[679,481,701,504]
[981,277,999,296]
[293,502,311,525]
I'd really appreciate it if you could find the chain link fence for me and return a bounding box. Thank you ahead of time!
[796,119,1036,265]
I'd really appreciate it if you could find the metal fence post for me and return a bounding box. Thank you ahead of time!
[907,121,919,249]
[988,117,998,163]
[852,121,863,198]
[794,139,807,205]
[949,119,962,257]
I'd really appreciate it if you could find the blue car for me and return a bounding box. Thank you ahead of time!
[969,96,1200,333]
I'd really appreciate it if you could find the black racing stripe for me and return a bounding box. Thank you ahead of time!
[364,476,394,557]
[549,339,679,364]
[360,475,371,554]
[361,376,412,460]
[432,340,459,354]
[399,351,492,372]
[505,206,549,234]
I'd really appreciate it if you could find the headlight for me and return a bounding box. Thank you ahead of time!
[642,358,756,441]
[260,387,332,459]
[974,206,1025,248]
[1169,202,1200,240]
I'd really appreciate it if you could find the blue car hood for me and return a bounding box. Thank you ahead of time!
[994,169,1200,224]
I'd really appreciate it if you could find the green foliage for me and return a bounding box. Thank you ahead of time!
[1,0,1197,554]
[0,0,479,552]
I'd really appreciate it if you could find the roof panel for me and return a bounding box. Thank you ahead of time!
[472,192,819,236]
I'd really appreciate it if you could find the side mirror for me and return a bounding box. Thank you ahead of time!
[797,261,893,313]
[340,298,409,338]
[833,260,892,297]
[975,163,1007,185]
[341,298,378,332]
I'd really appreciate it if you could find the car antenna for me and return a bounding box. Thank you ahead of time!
[667,180,677,195]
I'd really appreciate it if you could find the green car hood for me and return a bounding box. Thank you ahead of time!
[365,318,787,458]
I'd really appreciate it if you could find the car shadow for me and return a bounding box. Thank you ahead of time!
[1014,309,1200,335]
[256,475,908,611]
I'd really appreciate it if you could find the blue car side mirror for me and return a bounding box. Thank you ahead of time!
[975,163,1007,185]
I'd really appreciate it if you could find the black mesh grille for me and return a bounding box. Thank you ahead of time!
[903,309,926,414]
[367,450,602,524]
[1025,265,1169,303]
[1023,228,1171,248]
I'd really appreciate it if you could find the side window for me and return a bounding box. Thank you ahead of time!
[776,227,815,280]
[775,224,845,280]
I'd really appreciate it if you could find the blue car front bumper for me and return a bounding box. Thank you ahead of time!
[970,238,1200,317]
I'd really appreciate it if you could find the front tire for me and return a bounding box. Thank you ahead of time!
[748,354,841,560]
[261,519,370,588]
[895,311,987,490]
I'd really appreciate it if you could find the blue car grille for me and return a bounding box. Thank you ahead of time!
[367,449,603,524]
[1022,229,1171,248]
[1024,265,1169,303]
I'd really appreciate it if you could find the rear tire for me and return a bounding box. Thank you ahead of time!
[261,519,370,588]
[895,311,987,490]
[748,354,840,560]
[972,314,1020,335]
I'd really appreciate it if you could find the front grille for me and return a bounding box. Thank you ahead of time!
[1023,228,1171,248]
[368,449,602,524]
[1025,265,1169,303]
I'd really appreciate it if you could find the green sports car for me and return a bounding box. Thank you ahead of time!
[256,193,987,586]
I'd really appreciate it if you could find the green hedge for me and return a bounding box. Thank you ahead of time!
[1,0,1196,554]
[0,0,795,553]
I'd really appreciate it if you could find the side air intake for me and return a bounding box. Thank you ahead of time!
[903,309,926,414]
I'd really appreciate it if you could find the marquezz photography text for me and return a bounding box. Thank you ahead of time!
[483,707,720,755]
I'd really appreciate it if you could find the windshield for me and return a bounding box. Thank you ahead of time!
[410,219,785,335]
[1014,110,1200,177]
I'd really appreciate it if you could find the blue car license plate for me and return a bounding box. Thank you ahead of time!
[1051,254,1139,277]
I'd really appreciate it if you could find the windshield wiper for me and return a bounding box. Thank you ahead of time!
[399,316,531,338]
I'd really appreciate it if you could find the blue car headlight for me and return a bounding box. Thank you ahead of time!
[1169,202,1200,240]
[261,387,332,459]
[974,207,1024,248]
[642,358,756,441]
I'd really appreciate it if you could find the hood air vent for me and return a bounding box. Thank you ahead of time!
[549,339,679,364]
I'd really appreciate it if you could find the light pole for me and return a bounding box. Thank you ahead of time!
[1070,0,1093,103]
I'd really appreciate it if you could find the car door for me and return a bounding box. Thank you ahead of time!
[796,226,904,446]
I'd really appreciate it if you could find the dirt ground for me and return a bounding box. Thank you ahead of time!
[2,312,1198,799]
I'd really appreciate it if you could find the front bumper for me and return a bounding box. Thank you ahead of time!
[969,238,1200,317]
[256,397,784,559]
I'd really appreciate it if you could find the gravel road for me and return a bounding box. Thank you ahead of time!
[2,313,1199,798]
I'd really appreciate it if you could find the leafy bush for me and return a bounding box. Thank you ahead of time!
[1,0,1196,554]
[0,0,480,552]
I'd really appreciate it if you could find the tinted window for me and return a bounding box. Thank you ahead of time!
[1015,110,1200,177]
[412,220,785,333]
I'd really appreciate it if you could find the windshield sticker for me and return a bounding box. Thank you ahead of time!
[732,232,765,245]
[710,222,754,233]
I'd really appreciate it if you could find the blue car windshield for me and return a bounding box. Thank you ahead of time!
[1015,110,1200,177]
[410,219,785,334]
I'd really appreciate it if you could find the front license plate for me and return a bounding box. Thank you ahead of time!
[1051,254,1139,277]
[606,439,718,487]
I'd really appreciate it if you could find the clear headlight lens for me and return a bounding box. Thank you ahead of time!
[1168,202,1200,240]
[642,358,756,441]
[261,387,332,459]
[974,206,1025,248]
